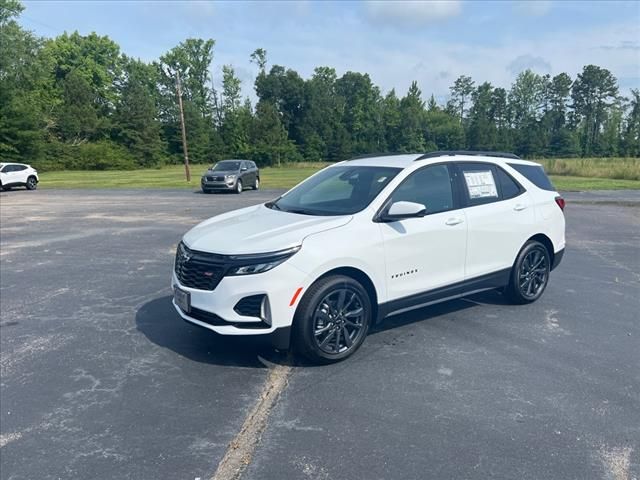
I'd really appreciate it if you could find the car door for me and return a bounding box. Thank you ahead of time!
[455,162,534,279]
[14,165,28,184]
[1,165,19,186]
[379,164,467,301]
[0,165,9,185]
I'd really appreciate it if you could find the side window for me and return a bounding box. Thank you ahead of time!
[458,162,500,206]
[390,165,454,214]
[14,165,26,172]
[496,167,524,200]
[251,162,257,169]
[0,165,9,173]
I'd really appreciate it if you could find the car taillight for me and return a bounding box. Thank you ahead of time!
[555,196,565,211]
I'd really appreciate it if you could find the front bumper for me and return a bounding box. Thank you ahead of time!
[171,260,308,336]
[201,178,236,190]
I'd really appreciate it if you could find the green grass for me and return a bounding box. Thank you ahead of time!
[39,159,640,191]
[39,162,331,190]
[549,175,640,191]
[537,157,640,181]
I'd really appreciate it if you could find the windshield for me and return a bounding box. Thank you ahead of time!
[212,161,241,171]
[268,165,401,216]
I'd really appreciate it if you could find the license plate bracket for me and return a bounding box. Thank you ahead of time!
[174,287,191,313]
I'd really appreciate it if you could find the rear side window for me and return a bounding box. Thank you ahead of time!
[496,167,524,199]
[508,163,556,191]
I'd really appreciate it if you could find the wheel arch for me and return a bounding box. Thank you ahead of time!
[305,266,379,323]
[526,233,555,264]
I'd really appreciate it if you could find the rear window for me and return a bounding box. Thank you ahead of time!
[508,163,556,191]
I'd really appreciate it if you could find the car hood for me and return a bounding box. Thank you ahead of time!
[183,204,351,254]
[204,169,238,176]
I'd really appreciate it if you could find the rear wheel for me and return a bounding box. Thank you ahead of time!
[253,177,260,190]
[26,176,37,190]
[292,275,371,363]
[506,240,551,304]
[235,179,243,194]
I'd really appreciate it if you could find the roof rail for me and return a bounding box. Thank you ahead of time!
[415,150,521,161]
[345,152,411,161]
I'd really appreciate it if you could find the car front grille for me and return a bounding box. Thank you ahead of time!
[215,176,224,181]
[206,176,214,181]
[174,242,226,291]
[188,307,228,326]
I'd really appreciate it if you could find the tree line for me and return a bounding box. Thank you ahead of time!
[1,0,638,171]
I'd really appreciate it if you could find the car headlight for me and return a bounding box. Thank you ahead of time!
[225,174,237,181]
[228,246,300,276]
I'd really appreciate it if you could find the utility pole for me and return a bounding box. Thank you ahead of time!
[175,70,191,182]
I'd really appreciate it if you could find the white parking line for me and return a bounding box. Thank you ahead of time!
[211,362,292,480]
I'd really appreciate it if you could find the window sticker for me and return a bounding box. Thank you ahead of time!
[463,170,498,199]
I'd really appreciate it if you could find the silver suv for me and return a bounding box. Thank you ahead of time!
[201,160,260,194]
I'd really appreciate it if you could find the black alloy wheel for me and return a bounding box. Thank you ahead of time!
[293,275,371,363]
[507,240,551,304]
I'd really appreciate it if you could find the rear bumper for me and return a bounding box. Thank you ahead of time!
[551,248,565,270]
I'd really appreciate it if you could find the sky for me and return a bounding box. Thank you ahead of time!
[19,0,640,102]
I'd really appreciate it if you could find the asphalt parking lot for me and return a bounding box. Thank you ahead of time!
[1,187,639,480]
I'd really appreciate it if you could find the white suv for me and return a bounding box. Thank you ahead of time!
[172,152,565,363]
[0,163,39,191]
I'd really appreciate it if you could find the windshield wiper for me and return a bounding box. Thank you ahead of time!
[281,208,319,216]
[265,201,281,210]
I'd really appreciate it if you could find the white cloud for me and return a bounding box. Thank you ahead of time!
[279,20,639,102]
[508,54,552,75]
[513,0,553,17]
[365,0,462,26]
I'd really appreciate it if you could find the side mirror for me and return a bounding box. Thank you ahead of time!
[241,167,248,171]
[379,201,427,222]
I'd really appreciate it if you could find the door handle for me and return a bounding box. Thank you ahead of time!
[445,217,464,226]
[513,204,528,211]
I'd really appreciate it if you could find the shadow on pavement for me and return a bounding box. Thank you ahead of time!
[371,289,510,335]
[137,290,511,367]
[136,295,287,369]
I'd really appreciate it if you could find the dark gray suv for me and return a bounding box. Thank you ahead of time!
[201,160,260,194]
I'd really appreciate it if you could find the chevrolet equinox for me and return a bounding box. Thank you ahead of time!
[172,151,566,363]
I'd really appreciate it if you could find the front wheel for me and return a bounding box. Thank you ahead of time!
[292,275,371,363]
[26,176,37,190]
[506,240,551,304]
[235,179,243,194]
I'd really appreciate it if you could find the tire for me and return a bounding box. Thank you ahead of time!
[235,179,243,194]
[202,188,211,194]
[26,176,37,190]
[292,275,372,363]
[506,240,551,304]
[253,177,260,190]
